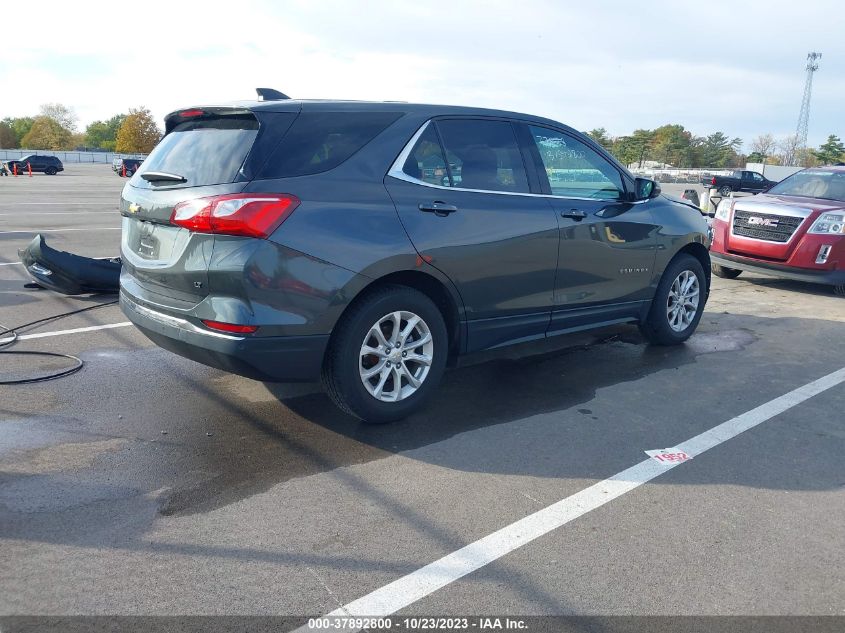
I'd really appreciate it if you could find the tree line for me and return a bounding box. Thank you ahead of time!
[0,103,162,154]
[586,125,844,169]
[3,104,842,167]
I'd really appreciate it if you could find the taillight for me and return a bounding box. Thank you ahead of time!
[201,320,259,334]
[711,177,717,185]
[179,109,206,118]
[171,194,300,238]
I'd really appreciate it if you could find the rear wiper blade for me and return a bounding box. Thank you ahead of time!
[140,171,187,183]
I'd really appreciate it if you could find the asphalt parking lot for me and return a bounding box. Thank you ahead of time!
[1,166,843,626]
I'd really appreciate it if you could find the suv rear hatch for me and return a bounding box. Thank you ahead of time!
[120,107,294,308]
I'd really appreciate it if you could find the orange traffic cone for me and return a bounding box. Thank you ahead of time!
[13,163,17,177]
[27,162,32,177]
[122,163,126,177]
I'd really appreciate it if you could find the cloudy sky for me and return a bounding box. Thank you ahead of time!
[1,0,842,150]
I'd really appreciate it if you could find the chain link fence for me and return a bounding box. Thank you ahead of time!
[628,167,734,185]
[0,149,146,163]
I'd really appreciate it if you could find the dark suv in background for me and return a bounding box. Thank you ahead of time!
[7,154,63,175]
[119,93,711,422]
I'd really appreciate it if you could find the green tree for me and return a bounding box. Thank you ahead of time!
[1,117,34,147]
[611,129,654,167]
[586,128,612,150]
[0,121,16,148]
[697,132,743,167]
[115,107,161,153]
[651,124,693,167]
[20,116,73,150]
[84,121,111,149]
[812,134,845,165]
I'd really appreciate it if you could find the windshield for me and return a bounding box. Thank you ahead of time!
[767,169,845,202]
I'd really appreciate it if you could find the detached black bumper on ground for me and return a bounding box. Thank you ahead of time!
[18,234,121,295]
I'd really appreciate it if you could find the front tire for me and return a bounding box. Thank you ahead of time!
[712,263,742,279]
[640,254,707,345]
[834,284,845,297]
[322,285,448,423]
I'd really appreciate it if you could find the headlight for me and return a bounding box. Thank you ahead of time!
[714,199,733,222]
[808,213,845,235]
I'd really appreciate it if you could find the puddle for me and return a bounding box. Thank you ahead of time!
[685,329,757,354]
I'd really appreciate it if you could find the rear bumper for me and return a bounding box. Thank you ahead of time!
[711,252,845,285]
[120,291,329,382]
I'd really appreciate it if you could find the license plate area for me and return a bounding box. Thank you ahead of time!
[138,223,160,258]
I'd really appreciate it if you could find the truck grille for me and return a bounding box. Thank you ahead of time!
[732,210,803,243]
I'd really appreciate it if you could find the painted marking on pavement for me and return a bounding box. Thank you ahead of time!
[645,448,692,465]
[0,228,121,234]
[0,322,132,345]
[0,211,118,216]
[307,366,845,629]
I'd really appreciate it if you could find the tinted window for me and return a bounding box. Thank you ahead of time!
[529,126,624,200]
[436,119,529,193]
[261,111,402,178]
[139,114,258,187]
[402,124,450,186]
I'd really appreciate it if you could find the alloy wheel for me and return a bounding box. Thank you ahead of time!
[666,270,700,332]
[359,311,434,402]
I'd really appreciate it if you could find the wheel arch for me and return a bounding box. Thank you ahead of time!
[674,241,711,303]
[329,268,465,362]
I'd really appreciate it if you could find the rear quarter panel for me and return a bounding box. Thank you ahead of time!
[244,111,466,335]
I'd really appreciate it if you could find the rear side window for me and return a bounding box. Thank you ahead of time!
[435,119,529,193]
[402,125,450,186]
[139,115,258,187]
[260,111,402,178]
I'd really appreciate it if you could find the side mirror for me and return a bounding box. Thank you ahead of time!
[634,177,661,201]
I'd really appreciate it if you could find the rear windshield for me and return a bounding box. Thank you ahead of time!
[259,111,402,178]
[138,115,258,187]
[767,169,845,202]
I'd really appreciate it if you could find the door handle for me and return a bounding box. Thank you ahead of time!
[419,201,458,217]
[561,209,588,221]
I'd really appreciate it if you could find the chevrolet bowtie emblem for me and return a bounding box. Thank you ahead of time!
[128,202,140,214]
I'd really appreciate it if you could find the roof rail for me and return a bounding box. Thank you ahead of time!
[256,88,291,101]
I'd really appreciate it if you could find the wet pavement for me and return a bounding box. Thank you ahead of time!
[1,166,843,620]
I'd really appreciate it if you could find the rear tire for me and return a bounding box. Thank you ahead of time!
[322,284,448,423]
[639,254,707,345]
[45,167,57,175]
[718,185,732,197]
[712,263,742,279]
[125,169,134,177]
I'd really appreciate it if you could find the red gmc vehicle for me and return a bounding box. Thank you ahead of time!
[710,166,845,296]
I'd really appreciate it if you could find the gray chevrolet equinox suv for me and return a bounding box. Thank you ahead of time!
[120,92,711,423]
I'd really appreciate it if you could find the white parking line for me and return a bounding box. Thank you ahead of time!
[0,211,118,216]
[0,321,132,345]
[1,202,118,205]
[308,366,845,628]
[0,228,121,234]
